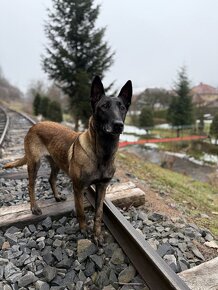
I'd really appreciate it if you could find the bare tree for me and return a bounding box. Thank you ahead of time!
[0,66,23,102]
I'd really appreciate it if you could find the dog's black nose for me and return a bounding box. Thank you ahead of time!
[113,121,124,133]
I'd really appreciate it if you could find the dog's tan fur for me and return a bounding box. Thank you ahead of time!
[4,76,132,239]
[4,117,116,236]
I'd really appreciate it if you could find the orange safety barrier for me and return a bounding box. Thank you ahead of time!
[119,135,207,148]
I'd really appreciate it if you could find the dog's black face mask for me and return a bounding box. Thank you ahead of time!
[91,76,132,135]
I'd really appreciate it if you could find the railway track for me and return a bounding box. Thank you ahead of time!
[0,107,35,164]
[0,107,191,289]
[0,106,9,146]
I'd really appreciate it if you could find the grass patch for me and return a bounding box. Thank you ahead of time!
[158,141,190,152]
[117,151,218,236]
[187,148,204,160]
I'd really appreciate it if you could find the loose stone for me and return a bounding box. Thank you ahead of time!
[110,248,125,265]
[18,271,37,287]
[77,239,97,263]
[43,265,57,282]
[118,265,136,283]
[42,216,52,230]
[35,280,50,290]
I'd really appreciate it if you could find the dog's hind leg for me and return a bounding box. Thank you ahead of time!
[47,156,66,202]
[27,160,41,215]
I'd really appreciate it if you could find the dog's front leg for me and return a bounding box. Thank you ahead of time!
[73,183,87,233]
[94,183,107,240]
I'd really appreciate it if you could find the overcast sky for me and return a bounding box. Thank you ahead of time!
[0,0,218,94]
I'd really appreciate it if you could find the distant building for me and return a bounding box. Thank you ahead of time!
[130,82,218,115]
[130,88,173,114]
[128,93,143,115]
[191,82,218,106]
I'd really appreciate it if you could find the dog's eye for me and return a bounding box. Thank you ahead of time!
[120,105,126,111]
[102,103,110,109]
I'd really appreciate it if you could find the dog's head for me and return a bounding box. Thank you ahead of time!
[91,76,132,135]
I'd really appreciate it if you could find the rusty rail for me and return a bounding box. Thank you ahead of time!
[0,107,36,147]
[86,186,190,290]
[0,106,9,146]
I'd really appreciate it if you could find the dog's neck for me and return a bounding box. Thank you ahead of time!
[88,116,120,162]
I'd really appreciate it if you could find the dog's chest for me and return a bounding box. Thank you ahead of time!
[98,161,115,179]
[82,160,115,186]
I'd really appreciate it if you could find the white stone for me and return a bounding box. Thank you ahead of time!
[179,257,218,290]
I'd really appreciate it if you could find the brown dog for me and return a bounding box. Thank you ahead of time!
[4,76,132,239]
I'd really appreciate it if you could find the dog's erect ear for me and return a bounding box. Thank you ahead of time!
[118,80,132,109]
[91,76,105,111]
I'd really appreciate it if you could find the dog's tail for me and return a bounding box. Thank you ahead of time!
[3,156,27,169]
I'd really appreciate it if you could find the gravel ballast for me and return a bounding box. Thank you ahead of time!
[0,205,217,289]
[0,212,148,290]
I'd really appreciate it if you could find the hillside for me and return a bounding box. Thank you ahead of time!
[0,73,23,103]
[115,149,218,237]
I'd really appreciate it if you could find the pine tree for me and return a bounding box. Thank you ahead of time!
[39,96,50,118]
[33,93,42,116]
[210,113,218,144]
[167,67,194,136]
[47,100,63,122]
[138,107,154,133]
[42,0,114,129]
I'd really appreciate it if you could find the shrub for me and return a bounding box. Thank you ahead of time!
[47,100,63,122]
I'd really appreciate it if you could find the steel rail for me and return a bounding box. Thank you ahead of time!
[0,108,36,146]
[17,111,36,125]
[86,186,190,290]
[9,109,36,125]
[0,106,10,146]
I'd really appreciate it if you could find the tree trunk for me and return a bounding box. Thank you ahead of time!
[74,116,79,131]
[177,128,180,137]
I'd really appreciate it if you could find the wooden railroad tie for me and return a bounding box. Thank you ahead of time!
[0,181,145,228]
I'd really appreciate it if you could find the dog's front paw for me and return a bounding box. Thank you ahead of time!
[93,234,104,247]
[55,194,67,202]
[31,205,42,215]
[80,228,88,238]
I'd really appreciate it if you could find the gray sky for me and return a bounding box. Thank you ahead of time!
[0,0,218,94]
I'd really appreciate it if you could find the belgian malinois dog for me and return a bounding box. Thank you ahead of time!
[4,76,132,239]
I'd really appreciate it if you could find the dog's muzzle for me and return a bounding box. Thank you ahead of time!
[104,121,124,135]
[113,121,124,134]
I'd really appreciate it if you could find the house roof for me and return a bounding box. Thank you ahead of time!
[191,82,218,95]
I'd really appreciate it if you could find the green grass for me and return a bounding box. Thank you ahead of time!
[117,151,218,236]
[204,122,211,135]
[158,141,190,152]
